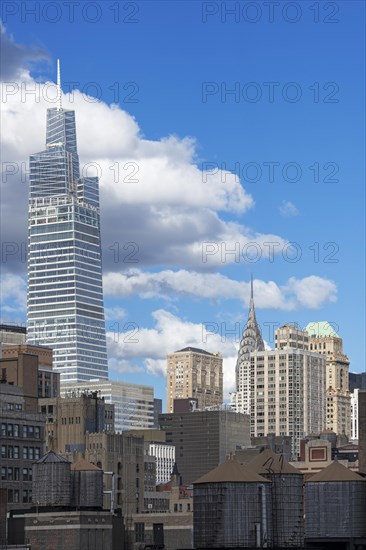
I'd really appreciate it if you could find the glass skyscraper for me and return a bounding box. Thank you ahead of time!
[27,62,108,384]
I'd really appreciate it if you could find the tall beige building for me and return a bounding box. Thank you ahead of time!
[166,347,223,413]
[251,325,327,459]
[305,322,351,436]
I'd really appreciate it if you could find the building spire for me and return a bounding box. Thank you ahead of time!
[57,59,62,110]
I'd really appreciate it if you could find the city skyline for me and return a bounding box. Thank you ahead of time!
[1,1,364,407]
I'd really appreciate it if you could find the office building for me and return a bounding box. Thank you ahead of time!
[349,371,366,392]
[159,409,250,484]
[61,379,154,431]
[275,323,309,350]
[1,344,60,402]
[0,383,45,511]
[0,324,26,346]
[39,390,114,454]
[84,431,145,515]
[250,326,327,458]
[231,276,265,414]
[153,398,162,428]
[126,429,175,485]
[26,61,108,384]
[305,321,351,436]
[166,347,223,413]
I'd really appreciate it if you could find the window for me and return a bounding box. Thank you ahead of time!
[135,522,145,543]
[23,490,32,504]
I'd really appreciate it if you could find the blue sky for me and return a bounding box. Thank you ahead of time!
[1,0,365,407]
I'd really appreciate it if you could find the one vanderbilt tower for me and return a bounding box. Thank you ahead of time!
[27,60,108,384]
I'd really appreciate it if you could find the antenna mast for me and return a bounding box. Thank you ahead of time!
[57,59,62,110]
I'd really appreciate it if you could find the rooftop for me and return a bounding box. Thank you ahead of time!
[304,321,339,338]
[71,458,102,472]
[174,347,216,356]
[306,461,365,482]
[0,324,27,334]
[194,458,270,484]
[247,449,302,476]
[35,450,70,464]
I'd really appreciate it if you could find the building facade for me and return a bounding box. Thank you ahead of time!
[359,390,366,474]
[1,344,60,401]
[61,379,155,431]
[231,277,264,415]
[159,409,250,485]
[349,371,366,392]
[305,322,351,436]
[125,429,175,484]
[148,442,176,485]
[39,391,114,454]
[0,324,26,346]
[26,62,108,385]
[153,398,162,428]
[166,347,223,413]
[275,323,309,350]
[83,432,145,515]
[250,341,327,459]
[351,389,359,441]
[0,384,45,511]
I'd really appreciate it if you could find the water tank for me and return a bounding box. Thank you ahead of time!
[305,461,366,539]
[32,451,71,506]
[71,458,103,508]
[248,449,304,547]
[193,458,272,548]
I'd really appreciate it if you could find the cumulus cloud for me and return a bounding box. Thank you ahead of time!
[284,276,337,309]
[104,270,337,310]
[1,32,287,276]
[0,24,49,81]
[279,200,299,217]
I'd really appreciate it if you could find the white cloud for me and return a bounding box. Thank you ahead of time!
[279,200,299,217]
[104,270,337,310]
[1,58,288,273]
[1,73,253,214]
[104,306,127,321]
[108,357,144,375]
[284,276,337,309]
